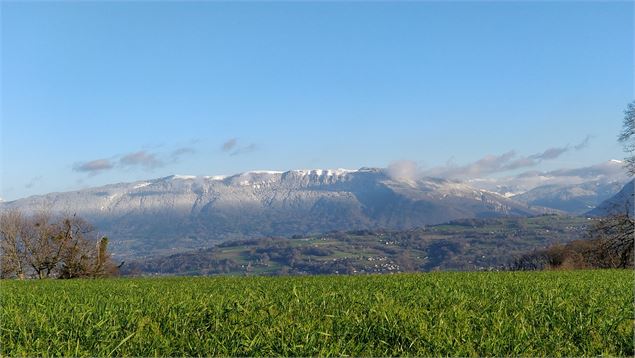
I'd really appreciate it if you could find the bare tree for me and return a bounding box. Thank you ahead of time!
[57,215,98,278]
[619,100,635,175]
[591,208,634,268]
[0,210,119,279]
[20,212,59,278]
[586,101,635,268]
[0,210,27,278]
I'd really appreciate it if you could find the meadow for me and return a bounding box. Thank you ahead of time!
[1,270,633,356]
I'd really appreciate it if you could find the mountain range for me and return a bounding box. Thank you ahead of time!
[468,160,629,214]
[0,162,630,258]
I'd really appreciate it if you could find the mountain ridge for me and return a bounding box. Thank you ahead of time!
[0,167,552,258]
[587,179,634,217]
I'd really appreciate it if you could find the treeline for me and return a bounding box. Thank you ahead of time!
[0,210,119,279]
[511,212,634,270]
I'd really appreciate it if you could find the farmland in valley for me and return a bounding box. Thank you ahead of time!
[123,215,590,276]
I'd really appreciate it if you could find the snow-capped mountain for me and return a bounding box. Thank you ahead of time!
[0,168,549,258]
[468,160,630,213]
[510,180,627,214]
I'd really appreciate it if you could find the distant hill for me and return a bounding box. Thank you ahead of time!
[122,215,589,276]
[512,180,626,214]
[587,179,634,217]
[467,160,630,214]
[1,168,551,258]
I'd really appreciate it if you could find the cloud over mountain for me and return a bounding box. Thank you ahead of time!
[73,159,115,174]
[221,138,257,156]
[120,151,163,169]
[421,136,593,180]
[72,144,198,177]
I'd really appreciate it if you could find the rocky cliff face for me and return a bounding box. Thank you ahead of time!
[1,168,549,257]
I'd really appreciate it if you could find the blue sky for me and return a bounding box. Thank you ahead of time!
[1,1,633,200]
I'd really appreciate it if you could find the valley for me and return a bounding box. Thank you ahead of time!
[122,215,590,276]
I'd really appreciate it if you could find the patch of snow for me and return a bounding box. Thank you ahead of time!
[327,168,355,176]
[133,182,151,189]
[173,175,197,180]
[244,170,284,175]
[202,168,356,182]
[101,193,120,211]
[293,168,355,176]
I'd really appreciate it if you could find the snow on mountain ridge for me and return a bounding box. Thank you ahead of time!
[1,167,534,217]
[133,182,151,189]
[0,166,564,258]
[165,168,357,181]
[157,168,360,187]
[172,175,197,180]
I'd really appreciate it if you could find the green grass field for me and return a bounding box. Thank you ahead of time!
[1,270,633,356]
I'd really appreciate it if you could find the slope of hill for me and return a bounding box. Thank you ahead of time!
[0,168,550,258]
[587,179,634,217]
